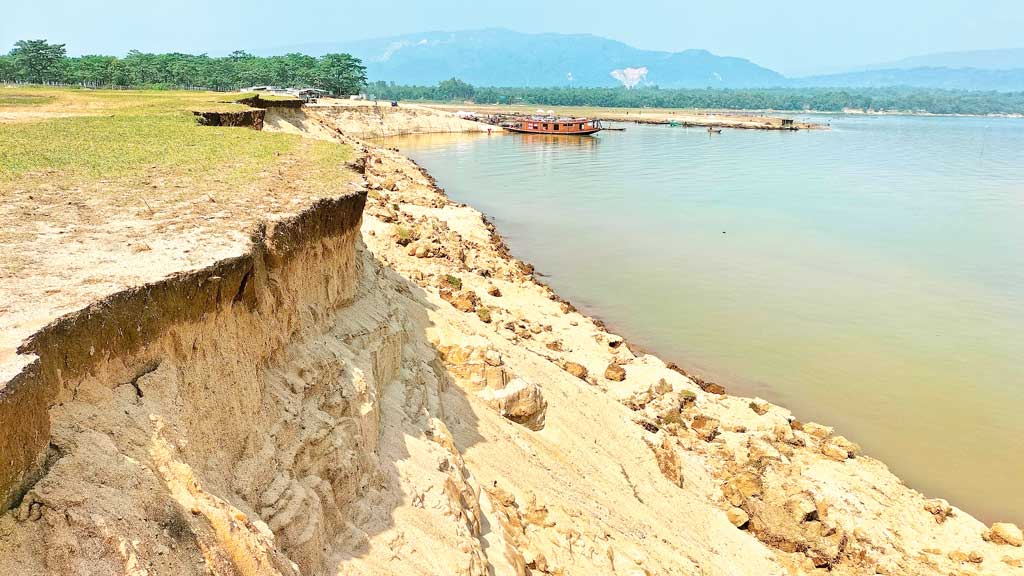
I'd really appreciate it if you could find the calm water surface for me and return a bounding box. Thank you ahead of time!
[380,115,1024,524]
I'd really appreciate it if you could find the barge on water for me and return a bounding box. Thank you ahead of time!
[503,116,603,135]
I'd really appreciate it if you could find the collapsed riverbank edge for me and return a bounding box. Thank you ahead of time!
[0,193,366,512]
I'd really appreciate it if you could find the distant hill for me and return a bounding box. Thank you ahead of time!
[272,28,786,89]
[790,47,1024,92]
[869,47,1024,71]
[794,67,1024,92]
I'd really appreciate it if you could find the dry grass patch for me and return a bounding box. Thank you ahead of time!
[0,94,55,107]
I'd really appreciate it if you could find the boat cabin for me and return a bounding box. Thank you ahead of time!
[505,116,603,135]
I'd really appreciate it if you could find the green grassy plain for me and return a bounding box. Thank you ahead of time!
[0,87,352,195]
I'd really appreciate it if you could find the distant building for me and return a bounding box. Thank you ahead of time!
[239,85,285,94]
[239,86,329,102]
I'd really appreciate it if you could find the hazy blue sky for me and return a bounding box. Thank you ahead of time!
[3,0,1023,75]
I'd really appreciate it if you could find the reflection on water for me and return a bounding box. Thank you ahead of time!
[373,130,600,151]
[514,133,600,148]
[371,131,495,151]
[383,116,1024,525]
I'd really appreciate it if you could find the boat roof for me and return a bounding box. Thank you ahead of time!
[524,115,592,122]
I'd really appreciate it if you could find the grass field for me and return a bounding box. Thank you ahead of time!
[0,87,353,195]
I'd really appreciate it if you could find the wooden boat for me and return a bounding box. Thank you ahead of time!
[504,116,603,135]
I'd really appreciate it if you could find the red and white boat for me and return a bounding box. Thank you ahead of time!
[503,116,603,135]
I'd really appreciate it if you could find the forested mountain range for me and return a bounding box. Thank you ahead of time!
[278,28,1024,92]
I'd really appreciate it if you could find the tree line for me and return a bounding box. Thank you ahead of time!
[0,40,367,95]
[367,79,1024,116]
[5,39,1023,115]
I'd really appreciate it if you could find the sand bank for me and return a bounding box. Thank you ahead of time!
[424,102,826,130]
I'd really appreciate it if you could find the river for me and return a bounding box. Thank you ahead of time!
[377,114,1024,524]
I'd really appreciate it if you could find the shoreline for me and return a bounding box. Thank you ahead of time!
[365,112,1023,529]
[345,111,1024,571]
[421,102,826,130]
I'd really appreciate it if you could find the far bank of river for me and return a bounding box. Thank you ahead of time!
[424,102,826,130]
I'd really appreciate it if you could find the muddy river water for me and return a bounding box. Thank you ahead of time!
[378,114,1024,524]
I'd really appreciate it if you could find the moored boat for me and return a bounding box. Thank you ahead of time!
[504,116,603,135]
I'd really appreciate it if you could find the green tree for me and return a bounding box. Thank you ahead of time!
[0,55,16,81]
[370,81,1024,115]
[65,55,119,86]
[311,53,366,95]
[122,50,157,86]
[276,53,318,86]
[11,39,67,83]
[436,77,475,101]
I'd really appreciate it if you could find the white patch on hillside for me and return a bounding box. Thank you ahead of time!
[378,38,439,62]
[377,41,412,62]
[610,67,648,89]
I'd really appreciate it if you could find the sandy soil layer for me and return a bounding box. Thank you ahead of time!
[307,99,491,138]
